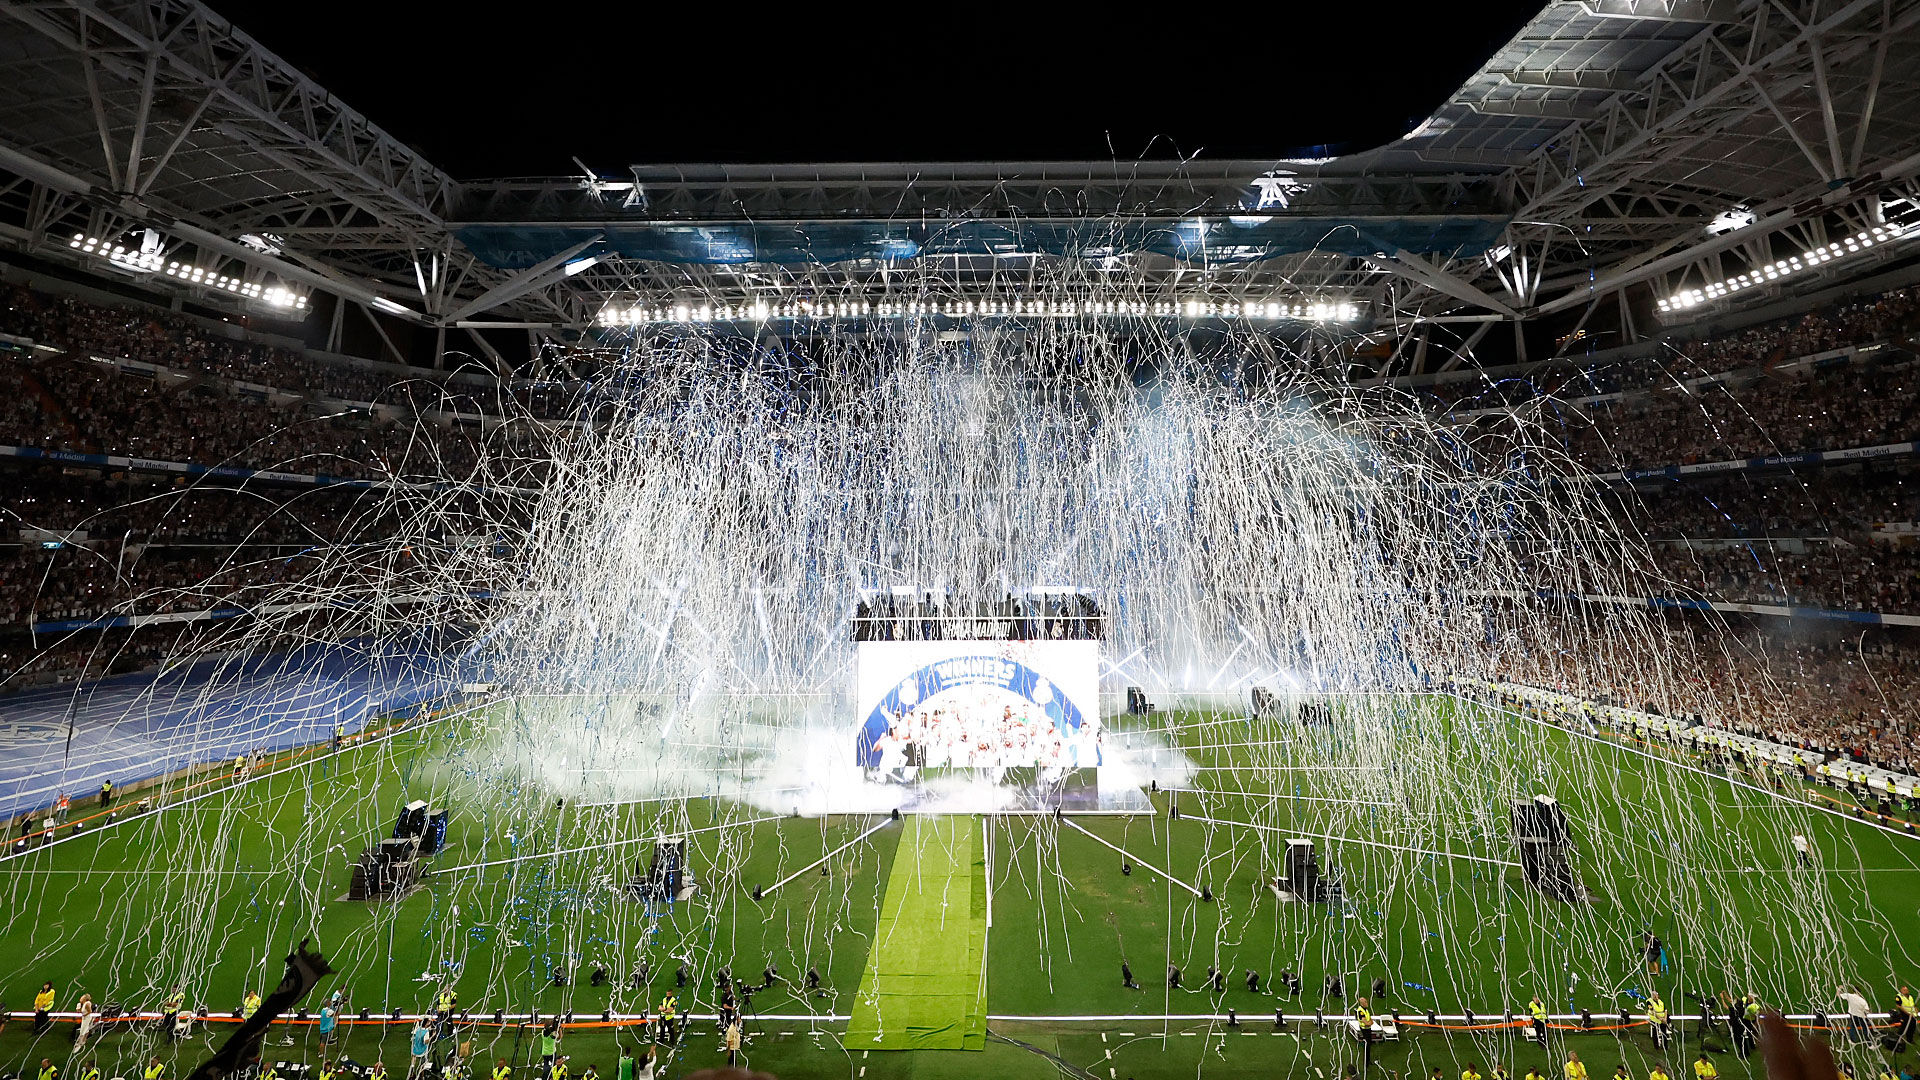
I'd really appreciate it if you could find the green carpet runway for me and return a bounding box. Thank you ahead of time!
[845,815,989,1050]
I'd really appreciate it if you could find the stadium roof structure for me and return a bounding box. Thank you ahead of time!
[0,0,1918,374]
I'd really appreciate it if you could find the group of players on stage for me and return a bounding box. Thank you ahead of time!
[870,703,1102,780]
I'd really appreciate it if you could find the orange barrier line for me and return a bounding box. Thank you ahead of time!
[37,1014,660,1031]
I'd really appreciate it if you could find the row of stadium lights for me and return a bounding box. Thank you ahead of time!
[68,234,309,310]
[1659,222,1909,312]
[596,298,1363,327]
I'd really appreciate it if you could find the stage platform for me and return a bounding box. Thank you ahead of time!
[867,767,1153,815]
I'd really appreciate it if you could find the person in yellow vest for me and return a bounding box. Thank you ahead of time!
[492,1059,511,1080]
[1462,1063,1484,1080]
[658,994,678,1043]
[1524,1067,1548,1080]
[369,1064,387,1080]
[37,1060,57,1080]
[1650,1064,1671,1080]
[1492,1065,1511,1080]
[1647,992,1671,1048]
[1530,995,1550,1041]
[1692,1052,1717,1080]
[549,1056,569,1080]
[79,1061,100,1080]
[144,1056,165,1080]
[32,981,55,1034]
[318,1060,336,1080]
[1354,996,1373,1042]
[1564,1052,1589,1080]
[161,985,185,1037]
[242,989,262,1019]
[1895,984,1919,1051]
[260,1061,278,1080]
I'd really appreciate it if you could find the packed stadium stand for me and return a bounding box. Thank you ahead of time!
[3,269,1920,779]
[9,6,1920,1080]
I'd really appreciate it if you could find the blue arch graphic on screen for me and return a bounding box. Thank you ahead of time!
[855,655,1089,766]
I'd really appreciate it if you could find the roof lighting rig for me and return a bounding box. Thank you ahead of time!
[1658,219,1916,314]
[69,232,309,312]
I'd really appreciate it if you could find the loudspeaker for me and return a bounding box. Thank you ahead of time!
[627,838,699,901]
[1511,795,1569,845]
[1126,687,1147,715]
[1284,839,1318,893]
[651,839,685,894]
[394,800,429,840]
[1511,796,1580,901]
[1274,839,1342,903]
[419,810,449,855]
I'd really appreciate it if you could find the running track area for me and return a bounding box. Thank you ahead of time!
[0,638,470,820]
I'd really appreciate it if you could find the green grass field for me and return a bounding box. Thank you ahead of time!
[3,694,1918,1080]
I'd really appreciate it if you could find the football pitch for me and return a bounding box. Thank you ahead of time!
[3,693,1918,1080]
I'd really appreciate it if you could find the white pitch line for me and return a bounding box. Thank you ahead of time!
[571,785,802,809]
[1478,694,1920,845]
[758,816,894,898]
[1057,816,1205,897]
[1186,766,1386,773]
[980,815,992,1005]
[431,813,785,876]
[1165,787,1395,808]
[1180,812,1521,869]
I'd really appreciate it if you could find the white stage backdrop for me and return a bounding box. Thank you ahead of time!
[852,640,1100,767]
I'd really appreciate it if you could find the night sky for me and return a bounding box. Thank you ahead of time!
[208,1,1545,179]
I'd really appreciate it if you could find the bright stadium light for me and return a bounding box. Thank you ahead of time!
[71,232,163,273]
[1657,221,1913,313]
[595,294,1363,328]
[1705,206,1756,235]
[70,230,309,310]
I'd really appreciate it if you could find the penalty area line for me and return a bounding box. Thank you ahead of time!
[1475,694,1920,846]
[758,815,896,898]
[1180,812,1521,869]
[1057,816,1206,897]
[430,813,786,877]
[1164,787,1395,809]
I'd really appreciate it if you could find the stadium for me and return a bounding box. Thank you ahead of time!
[2,3,1920,1080]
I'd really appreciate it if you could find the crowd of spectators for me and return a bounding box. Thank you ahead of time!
[1563,359,1920,470]
[0,355,490,481]
[0,629,170,687]
[0,545,296,625]
[1511,617,1920,776]
[0,464,506,631]
[1618,468,1920,540]
[1648,541,1920,614]
[1421,286,1920,413]
[11,271,1920,773]
[0,469,401,545]
[0,282,579,420]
